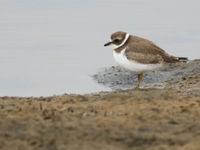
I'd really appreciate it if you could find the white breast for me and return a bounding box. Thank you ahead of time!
[113,48,163,73]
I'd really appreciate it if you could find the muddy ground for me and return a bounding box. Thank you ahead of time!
[0,60,200,150]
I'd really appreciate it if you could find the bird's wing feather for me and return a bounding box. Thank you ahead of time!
[125,36,179,64]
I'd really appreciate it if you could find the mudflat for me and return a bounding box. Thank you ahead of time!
[0,60,200,150]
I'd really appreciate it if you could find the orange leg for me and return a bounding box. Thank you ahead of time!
[135,73,144,89]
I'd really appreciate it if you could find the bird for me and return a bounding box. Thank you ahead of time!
[104,31,188,89]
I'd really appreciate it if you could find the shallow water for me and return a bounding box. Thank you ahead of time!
[0,0,200,96]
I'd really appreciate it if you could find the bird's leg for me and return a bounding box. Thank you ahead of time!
[135,73,144,89]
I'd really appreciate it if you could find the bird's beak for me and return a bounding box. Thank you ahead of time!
[104,41,112,47]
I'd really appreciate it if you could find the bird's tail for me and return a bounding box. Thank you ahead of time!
[177,57,189,63]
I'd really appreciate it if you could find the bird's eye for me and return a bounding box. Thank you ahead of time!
[114,39,120,43]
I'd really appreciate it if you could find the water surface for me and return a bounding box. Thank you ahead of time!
[0,0,200,96]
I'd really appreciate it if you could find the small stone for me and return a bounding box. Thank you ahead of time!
[82,112,88,117]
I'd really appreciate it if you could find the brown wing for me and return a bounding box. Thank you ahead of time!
[125,50,163,64]
[125,36,179,64]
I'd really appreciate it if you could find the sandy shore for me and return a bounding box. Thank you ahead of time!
[0,60,200,150]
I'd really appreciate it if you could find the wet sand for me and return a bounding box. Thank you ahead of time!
[0,60,200,150]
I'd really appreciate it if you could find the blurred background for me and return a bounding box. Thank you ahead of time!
[0,0,199,96]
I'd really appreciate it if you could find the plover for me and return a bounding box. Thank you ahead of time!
[104,31,188,89]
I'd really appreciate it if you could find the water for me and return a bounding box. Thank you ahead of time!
[0,0,200,96]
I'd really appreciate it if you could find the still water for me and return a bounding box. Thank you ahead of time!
[0,0,200,96]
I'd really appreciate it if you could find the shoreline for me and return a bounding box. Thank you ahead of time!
[0,60,200,150]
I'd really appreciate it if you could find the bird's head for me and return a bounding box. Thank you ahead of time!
[104,31,129,49]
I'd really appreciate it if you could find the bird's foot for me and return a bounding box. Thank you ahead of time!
[134,85,140,90]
